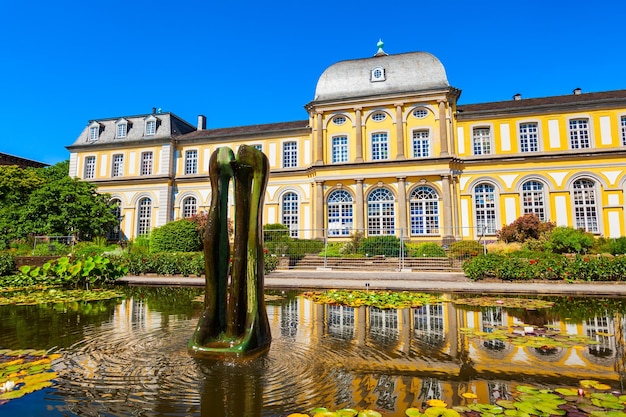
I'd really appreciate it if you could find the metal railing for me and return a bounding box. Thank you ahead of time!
[263,227,488,272]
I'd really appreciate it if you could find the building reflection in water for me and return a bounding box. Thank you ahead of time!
[265,296,626,415]
[54,294,626,417]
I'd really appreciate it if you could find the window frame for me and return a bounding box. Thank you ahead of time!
[412,129,431,158]
[331,135,349,163]
[473,182,497,235]
[141,151,153,175]
[84,156,96,179]
[88,125,99,141]
[572,178,599,233]
[332,115,346,125]
[282,141,298,168]
[111,154,124,177]
[184,149,198,175]
[412,108,429,119]
[620,115,626,146]
[327,189,354,236]
[520,180,546,221]
[137,197,152,236]
[182,196,198,218]
[568,117,591,149]
[518,122,539,153]
[472,126,492,155]
[116,120,128,138]
[409,185,440,236]
[371,132,389,160]
[281,192,299,237]
[367,188,395,235]
[371,112,386,122]
[145,117,157,136]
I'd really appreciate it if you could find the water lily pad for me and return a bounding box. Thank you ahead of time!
[591,399,624,410]
[357,411,383,417]
[503,410,530,417]
[591,412,626,417]
[495,400,516,410]
[556,388,580,396]
[314,412,338,417]
[424,407,460,417]
[581,380,601,389]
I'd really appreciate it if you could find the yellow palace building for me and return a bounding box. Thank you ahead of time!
[66,43,626,242]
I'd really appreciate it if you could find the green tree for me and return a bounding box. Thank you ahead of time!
[0,161,117,244]
[19,175,117,240]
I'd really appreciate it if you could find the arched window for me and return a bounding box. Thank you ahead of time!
[367,188,395,235]
[327,190,353,236]
[521,180,546,221]
[282,192,299,237]
[137,197,152,236]
[573,179,598,232]
[107,198,122,241]
[182,196,197,218]
[474,183,497,235]
[410,186,440,235]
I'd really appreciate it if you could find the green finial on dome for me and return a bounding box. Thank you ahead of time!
[374,38,388,56]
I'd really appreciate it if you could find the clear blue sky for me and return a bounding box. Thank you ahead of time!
[2,0,624,165]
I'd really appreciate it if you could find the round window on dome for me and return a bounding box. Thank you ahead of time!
[413,109,429,119]
[372,112,386,122]
[333,116,346,125]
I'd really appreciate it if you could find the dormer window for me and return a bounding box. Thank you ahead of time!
[370,66,386,82]
[145,116,157,136]
[116,119,128,138]
[88,122,100,141]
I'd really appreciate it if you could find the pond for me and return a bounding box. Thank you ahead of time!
[0,287,625,417]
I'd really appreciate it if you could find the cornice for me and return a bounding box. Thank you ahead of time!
[67,137,174,152]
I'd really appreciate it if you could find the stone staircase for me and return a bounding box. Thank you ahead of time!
[288,254,463,271]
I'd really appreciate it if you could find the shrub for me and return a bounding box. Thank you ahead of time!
[448,240,483,259]
[264,253,279,274]
[358,235,402,257]
[341,232,364,255]
[497,214,555,243]
[486,241,522,254]
[128,235,151,255]
[264,224,291,255]
[606,237,626,255]
[319,242,346,257]
[463,253,503,280]
[150,219,202,253]
[0,253,16,276]
[411,242,446,257]
[545,226,594,254]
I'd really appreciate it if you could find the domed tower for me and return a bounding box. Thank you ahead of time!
[306,41,460,164]
[305,42,461,243]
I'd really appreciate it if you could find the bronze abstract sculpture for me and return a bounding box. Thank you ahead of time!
[188,145,272,357]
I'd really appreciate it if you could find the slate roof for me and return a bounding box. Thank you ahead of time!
[0,152,48,168]
[179,120,310,141]
[457,89,626,115]
[68,112,196,148]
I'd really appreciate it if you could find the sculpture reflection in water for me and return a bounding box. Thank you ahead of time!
[188,145,272,358]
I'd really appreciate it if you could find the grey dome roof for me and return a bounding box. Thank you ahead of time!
[313,52,449,102]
